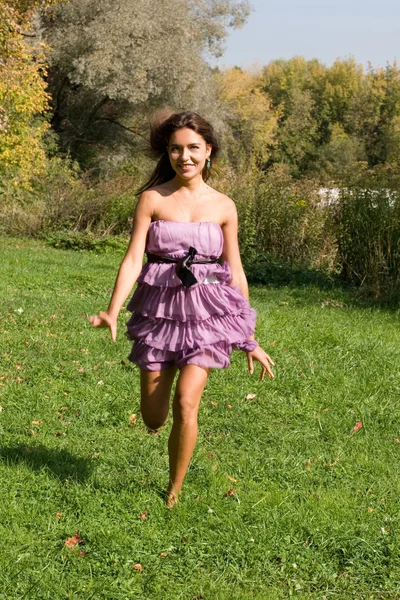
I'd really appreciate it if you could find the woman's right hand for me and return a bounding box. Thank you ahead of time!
[88,311,117,342]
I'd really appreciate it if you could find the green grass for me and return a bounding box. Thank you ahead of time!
[1,236,400,599]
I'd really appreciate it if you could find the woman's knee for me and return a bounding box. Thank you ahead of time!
[172,393,199,425]
[140,402,169,430]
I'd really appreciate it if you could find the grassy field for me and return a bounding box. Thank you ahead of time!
[1,236,400,599]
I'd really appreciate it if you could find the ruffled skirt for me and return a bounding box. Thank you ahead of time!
[126,261,256,370]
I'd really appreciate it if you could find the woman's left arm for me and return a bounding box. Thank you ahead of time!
[221,199,275,380]
[220,200,249,298]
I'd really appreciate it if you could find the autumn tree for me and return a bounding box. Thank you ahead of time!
[216,67,278,169]
[0,0,57,193]
[261,57,372,179]
[39,0,250,165]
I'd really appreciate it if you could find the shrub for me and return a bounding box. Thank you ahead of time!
[0,157,138,236]
[335,168,400,300]
[218,165,338,281]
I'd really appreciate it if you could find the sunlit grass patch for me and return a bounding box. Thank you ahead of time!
[1,237,400,599]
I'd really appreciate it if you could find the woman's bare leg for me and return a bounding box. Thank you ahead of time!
[140,367,177,430]
[167,364,210,507]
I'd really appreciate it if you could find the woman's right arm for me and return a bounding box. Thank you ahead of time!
[88,192,154,340]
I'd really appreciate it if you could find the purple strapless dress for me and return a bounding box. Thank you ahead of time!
[126,220,257,371]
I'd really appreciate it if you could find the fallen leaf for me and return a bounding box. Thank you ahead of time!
[80,349,89,354]
[210,400,218,407]
[147,429,158,437]
[129,414,137,426]
[323,408,329,412]
[54,432,66,437]
[394,438,400,444]
[245,393,256,401]
[64,532,84,548]
[78,368,85,373]
[132,563,143,572]
[159,552,168,558]
[353,421,363,433]
[224,488,236,497]
[79,550,87,557]
[54,512,63,520]
[227,476,237,483]
[97,380,104,386]
[16,363,23,370]
[28,429,37,436]
[139,511,147,521]
[305,459,311,470]
[32,420,42,426]
[226,403,232,409]
[368,507,374,513]
[50,315,57,320]
[269,341,277,346]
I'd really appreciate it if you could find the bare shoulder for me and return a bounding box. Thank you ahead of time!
[137,184,172,215]
[206,189,237,225]
[136,187,164,218]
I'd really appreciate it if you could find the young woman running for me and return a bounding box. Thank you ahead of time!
[89,111,274,507]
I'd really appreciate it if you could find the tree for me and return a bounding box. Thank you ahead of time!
[0,0,56,193]
[272,87,319,176]
[216,67,279,169]
[349,63,400,167]
[39,0,250,165]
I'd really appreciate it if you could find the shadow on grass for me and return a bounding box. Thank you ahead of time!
[0,443,92,482]
[244,257,340,290]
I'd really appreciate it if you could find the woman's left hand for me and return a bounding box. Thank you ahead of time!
[247,345,275,380]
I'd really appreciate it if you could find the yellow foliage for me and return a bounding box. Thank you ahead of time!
[0,1,56,193]
[216,67,279,166]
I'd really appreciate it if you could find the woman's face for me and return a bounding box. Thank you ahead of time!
[167,128,211,180]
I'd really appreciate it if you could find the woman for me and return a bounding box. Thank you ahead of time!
[89,111,274,507]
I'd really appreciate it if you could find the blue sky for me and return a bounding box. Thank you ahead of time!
[210,0,400,69]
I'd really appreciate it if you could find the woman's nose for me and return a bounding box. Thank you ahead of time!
[181,148,190,161]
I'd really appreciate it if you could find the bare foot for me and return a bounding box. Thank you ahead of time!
[165,484,180,509]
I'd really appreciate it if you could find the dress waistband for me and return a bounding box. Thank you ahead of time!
[146,246,220,288]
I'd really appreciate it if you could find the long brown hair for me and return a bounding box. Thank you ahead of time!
[137,111,220,194]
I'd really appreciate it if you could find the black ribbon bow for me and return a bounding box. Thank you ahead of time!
[176,246,198,288]
[146,246,219,288]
